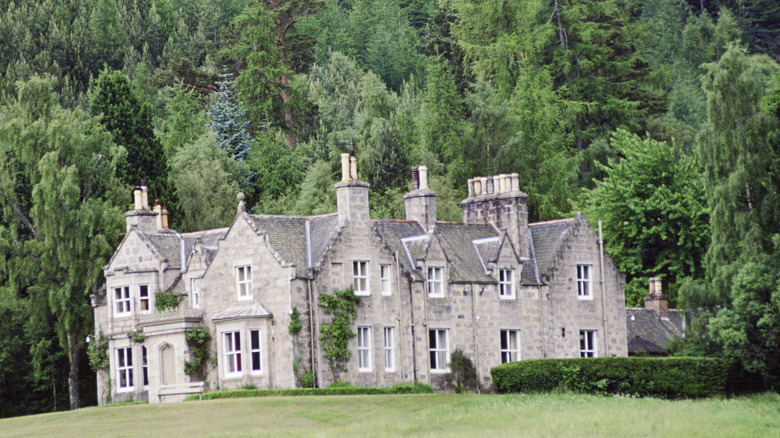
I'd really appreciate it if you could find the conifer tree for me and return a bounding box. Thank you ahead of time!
[209,75,253,162]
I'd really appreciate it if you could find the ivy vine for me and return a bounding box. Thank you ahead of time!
[128,328,145,343]
[87,332,109,372]
[288,307,303,335]
[155,290,181,311]
[318,287,361,374]
[184,327,212,381]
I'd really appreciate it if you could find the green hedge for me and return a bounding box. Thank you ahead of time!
[185,382,434,401]
[491,357,730,399]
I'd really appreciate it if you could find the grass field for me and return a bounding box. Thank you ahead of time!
[0,392,777,437]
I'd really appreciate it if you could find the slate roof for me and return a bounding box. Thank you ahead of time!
[246,213,340,278]
[626,308,685,354]
[182,227,229,267]
[529,218,575,279]
[142,228,229,271]
[435,222,499,283]
[373,220,426,277]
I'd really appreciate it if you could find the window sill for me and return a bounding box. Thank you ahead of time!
[354,291,370,297]
[430,369,450,374]
[577,296,594,301]
[358,368,373,373]
[116,387,134,393]
[237,296,253,302]
[499,295,516,300]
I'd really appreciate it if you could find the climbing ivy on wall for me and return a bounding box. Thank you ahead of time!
[318,287,361,376]
[184,327,212,381]
[87,332,110,372]
[155,291,181,311]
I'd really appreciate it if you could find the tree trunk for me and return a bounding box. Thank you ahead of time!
[67,332,81,410]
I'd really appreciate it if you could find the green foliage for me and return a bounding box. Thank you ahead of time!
[447,349,478,393]
[87,333,109,372]
[491,357,731,399]
[318,287,361,375]
[127,329,145,344]
[155,291,181,311]
[301,371,315,388]
[184,327,212,381]
[583,129,709,306]
[186,382,434,400]
[288,307,303,336]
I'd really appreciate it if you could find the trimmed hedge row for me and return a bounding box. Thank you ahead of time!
[491,357,729,399]
[185,382,434,401]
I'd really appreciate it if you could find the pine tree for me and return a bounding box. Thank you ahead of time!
[209,75,253,162]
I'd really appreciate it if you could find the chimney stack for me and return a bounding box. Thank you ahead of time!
[336,153,370,227]
[644,277,669,318]
[461,173,529,257]
[404,166,437,231]
[125,180,157,233]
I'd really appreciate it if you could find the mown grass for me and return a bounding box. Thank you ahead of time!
[0,392,777,437]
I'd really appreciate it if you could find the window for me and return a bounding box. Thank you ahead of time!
[500,330,521,363]
[579,330,597,358]
[428,267,444,297]
[429,329,449,372]
[383,327,395,372]
[114,286,131,316]
[353,261,369,296]
[190,278,199,309]
[250,330,262,372]
[139,285,150,312]
[116,347,133,391]
[357,326,372,372]
[499,269,515,299]
[236,266,252,300]
[577,265,592,299]
[380,264,392,296]
[142,346,149,387]
[224,331,242,375]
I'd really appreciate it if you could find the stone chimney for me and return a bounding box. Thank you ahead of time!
[125,181,158,233]
[336,153,370,227]
[404,166,437,231]
[461,173,529,257]
[644,277,669,318]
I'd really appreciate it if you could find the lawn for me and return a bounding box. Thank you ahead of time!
[0,392,777,437]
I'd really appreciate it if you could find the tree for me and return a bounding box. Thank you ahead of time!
[209,75,253,162]
[0,76,125,409]
[89,69,172,207]
[583,130,709,306]
[228,0,324,148]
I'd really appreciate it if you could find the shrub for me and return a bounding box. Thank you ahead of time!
[155,291,181,311]
[185,382,434,401]
[448,349,478,393]
[491,357,730,399]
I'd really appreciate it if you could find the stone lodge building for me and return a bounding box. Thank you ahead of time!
[93,155,628,403]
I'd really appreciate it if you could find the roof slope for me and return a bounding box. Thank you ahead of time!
[626,308,685,353]
[373,220,426,276]
[529,218,575,278]
[435,222,498,283]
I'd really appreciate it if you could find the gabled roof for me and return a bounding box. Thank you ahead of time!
[142,228,229,271]
[529,218,576,278]
[373,220,426,277]
[435,222,499,283]
[246,213,340,278]
[626,308,685,353]
[182,228,229,268]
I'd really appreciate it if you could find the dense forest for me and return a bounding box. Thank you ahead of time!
[0,0,779,416]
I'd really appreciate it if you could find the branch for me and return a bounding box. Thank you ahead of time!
[82,154,102,204]
[0,186,40,241]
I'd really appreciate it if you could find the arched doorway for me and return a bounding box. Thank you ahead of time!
[159,344,175,386]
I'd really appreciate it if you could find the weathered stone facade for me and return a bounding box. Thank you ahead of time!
[93,155,627,403]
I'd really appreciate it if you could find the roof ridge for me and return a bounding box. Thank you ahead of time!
[529,217,576,226]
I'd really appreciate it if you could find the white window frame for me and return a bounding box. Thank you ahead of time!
[224,331,242,376]
[579,330,597,358]
[139,285,150,312]
[236,265,252,301]
[353,261,369,296]
[427,266,444,298]
[383,327,395,372]
[141,346,149,387]
[429,329,450,373]
[577,264,592,300]
[116,347,134,392]
[190,278,200,309]
[357,326,372,372]
[500,330,521,363]
[499,269,515,299]
[380,264,392,296]
[114,286,131,316]
[250,329,262,373]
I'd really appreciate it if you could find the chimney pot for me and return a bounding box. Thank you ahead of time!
[419,166,429,190]
[340,153,350,182]
[161,206,169,229]
[133,187,144,210]
[350,156,357,181]
[411,166,420,190]
[467,179,474,198]
[511,173,520,192]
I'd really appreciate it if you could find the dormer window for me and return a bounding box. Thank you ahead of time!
[428,266,444,298]
[499,269,515,299]
[236,265,252,300]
